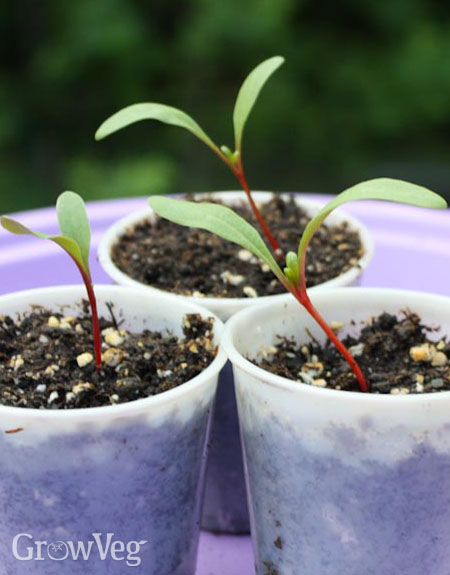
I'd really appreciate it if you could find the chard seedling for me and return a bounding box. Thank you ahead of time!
[95,56,284,255]
[1,192,102,370]
[148,178,447,392]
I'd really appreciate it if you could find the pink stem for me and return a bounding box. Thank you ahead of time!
[291,261,369,392]
[74,262,102,371]
[230,161,283,258]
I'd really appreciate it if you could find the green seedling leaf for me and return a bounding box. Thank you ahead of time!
[298,178,448,265]
[57,191,91,273]
[233,56,285,151]
[1,191,91,278]
[95,103,220,155]
[148,196,285,283]
[0,217,85,269]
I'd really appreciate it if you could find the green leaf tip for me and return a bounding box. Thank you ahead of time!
[148,195,285,282]
[95,102,219,154]
[298,177,447,262]
[1,191,91,277]
[233,55,285,151]
[1,216,34,236]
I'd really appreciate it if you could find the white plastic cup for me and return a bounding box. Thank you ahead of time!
[0,285,226,575]
[98,191,374,533]
[222,288,450,575]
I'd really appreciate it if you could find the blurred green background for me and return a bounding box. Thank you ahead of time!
[1,0,449,214]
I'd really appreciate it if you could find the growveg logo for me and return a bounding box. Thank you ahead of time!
[12,533,148,567]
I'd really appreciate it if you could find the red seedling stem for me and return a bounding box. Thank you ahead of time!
[74,261,103,372]
[213,146,283,258]
[231,161,283,258]
[288,262,369,393]
[291,286,369,392]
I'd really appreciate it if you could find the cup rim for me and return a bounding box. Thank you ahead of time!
[97,191,374,313]
[0,284,227,420]
[221,286,450,405]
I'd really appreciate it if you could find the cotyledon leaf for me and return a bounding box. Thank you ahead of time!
[1,216,88,276]
[233,56,285,151]
[57,191,91,272]
[148,196,286,282]
[298,178,448,264]
[95,103,220,155]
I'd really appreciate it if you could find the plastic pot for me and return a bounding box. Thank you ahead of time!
[0,285,225,575]
[222,288,450,574]
[98,191,374,534]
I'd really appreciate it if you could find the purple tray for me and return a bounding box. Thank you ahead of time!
[0,196,449,574]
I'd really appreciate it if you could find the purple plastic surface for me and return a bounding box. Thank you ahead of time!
[201,361,250,533]
[0,196,449,574]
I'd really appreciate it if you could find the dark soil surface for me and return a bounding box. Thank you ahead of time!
[112,195,364,298]
[256,312,450,394]
[0,305,216,409]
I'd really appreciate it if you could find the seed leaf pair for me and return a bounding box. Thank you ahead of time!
[95,56,284,162]
[1,192,91,277]
[95,57,285,251]
[148,178,447,290]
[1,192,102,369]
